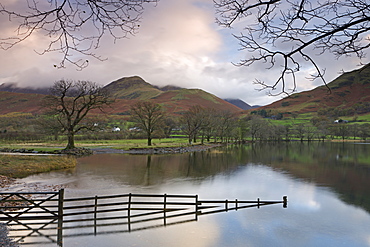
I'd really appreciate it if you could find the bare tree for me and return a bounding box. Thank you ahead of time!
[214,110,237,143]
[43,79,112,149]
[248,116,268,141]
[130,101,165,146]
[180,105,205,144]
[214,0,370,94]
[0,0,158,69]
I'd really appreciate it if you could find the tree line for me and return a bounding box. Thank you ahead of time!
[1,81,370,150]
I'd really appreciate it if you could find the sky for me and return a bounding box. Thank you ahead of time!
[0,0,367,106]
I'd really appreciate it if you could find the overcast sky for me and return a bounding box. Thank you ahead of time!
[0,0,367,106]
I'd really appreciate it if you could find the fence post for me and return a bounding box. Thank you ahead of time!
[283,196,288,208]
[57,189,64,247]
[94,195,98,235]
[128,193,132,232]
[257,198,260,209]
[163,194,167,226]
[195,195,199,221]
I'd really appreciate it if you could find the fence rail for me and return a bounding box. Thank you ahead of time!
[0,190,287,246]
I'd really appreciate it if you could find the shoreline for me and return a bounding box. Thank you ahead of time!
[91,143,223,154]
[0,144,224,156]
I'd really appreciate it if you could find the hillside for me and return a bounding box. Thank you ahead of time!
[0,91,45,114]
[103,76,163,100]
[0,76,242,116]
[256,63,370,115]
[102,76,242,115]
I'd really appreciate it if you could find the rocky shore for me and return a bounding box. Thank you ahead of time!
[0,144,223,156]
[0,224,18,247]
[92,144,223,154]
[0,147,93,156]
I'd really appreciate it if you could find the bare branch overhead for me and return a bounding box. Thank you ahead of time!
[214,0,370,95]
[0,0,158,70]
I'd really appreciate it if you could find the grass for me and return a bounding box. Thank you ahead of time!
[0,155,77,178]
[0,138,192,151]
[74,138,191,150]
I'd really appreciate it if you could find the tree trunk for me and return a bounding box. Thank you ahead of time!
[66,131,75,149]
[148,137,152,146]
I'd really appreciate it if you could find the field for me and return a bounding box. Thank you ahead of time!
[0,155,77,178]
[0,137,191,151]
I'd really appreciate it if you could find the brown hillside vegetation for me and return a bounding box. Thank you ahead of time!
[0,91,44,114]
[0,76,242,116]
[103,76,163,100]
[255,63,370,114]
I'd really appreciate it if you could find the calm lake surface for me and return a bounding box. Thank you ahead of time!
[13,142,370,247]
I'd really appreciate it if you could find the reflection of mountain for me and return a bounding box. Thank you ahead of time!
[77,143,370,213]
[246,142,370,213]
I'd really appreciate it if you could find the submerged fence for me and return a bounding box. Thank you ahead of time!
[0,190,287,246]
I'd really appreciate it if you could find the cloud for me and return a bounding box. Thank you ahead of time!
[0,0,366,106]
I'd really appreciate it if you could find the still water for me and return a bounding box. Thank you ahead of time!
[14,142,370,246]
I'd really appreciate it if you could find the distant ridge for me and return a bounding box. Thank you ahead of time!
[224,98,259,110]
[0,76,244,115]
[0,77,256,112]
[0,83,49,95]
[102,76,243,115]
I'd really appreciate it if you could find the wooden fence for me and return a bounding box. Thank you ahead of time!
[0,190,287,246]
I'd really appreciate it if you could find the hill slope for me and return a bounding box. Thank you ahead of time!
[257,63,370,114]
[103,76,163,100]
[102,76,242,115]
[0,76,242,116]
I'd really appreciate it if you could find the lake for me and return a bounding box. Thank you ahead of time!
[10,142,370,247]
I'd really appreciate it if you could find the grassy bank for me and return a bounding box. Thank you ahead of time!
[0,155,76,178]
[0,138,192,152]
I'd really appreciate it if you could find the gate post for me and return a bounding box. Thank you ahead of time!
[57,189,64,246]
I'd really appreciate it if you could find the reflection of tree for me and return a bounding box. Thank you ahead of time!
[80,143,370,213]
[143,155,152,186]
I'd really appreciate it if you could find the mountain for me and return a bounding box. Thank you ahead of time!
[103,76,163,100]
[0,83,49,95]
[224,98,259,110]
[102,76,242,115]
[0,76,242,115]
[256,63,370,114]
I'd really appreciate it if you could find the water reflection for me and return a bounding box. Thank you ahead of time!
[5,192,285,246]
[12,142,370,247]
[71,143,370,213]
[245,142,370,213]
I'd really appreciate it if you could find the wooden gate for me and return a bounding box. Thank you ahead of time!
[0,190,64,245]
[1,190,287,246]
